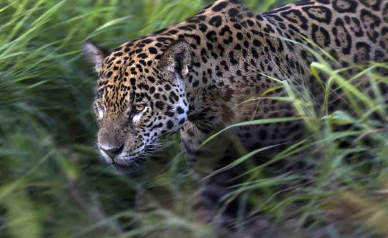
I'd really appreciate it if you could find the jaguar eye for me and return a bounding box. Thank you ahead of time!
[134,105,145,112]
[94,101,105,120]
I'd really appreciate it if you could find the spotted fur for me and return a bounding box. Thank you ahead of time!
[84,0,388,173]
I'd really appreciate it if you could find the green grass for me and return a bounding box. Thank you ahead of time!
[1,0,388,237]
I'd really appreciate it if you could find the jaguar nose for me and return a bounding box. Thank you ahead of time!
[100,144,124,158]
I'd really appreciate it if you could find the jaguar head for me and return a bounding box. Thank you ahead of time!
[84,39,191,173]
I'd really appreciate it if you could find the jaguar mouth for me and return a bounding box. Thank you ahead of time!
[110,156,147,174]
[109,146,152,174]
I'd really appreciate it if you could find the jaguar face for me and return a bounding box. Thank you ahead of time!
[84,40,191,173]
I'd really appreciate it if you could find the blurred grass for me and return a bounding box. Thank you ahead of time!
[0,0,387,237]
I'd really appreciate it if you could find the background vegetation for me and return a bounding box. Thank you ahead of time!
[0,0,387,237]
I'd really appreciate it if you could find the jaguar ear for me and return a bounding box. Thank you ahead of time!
[83,40,110,73]
[160,40,191,77]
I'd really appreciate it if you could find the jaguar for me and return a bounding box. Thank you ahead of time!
[84,0,387,223]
